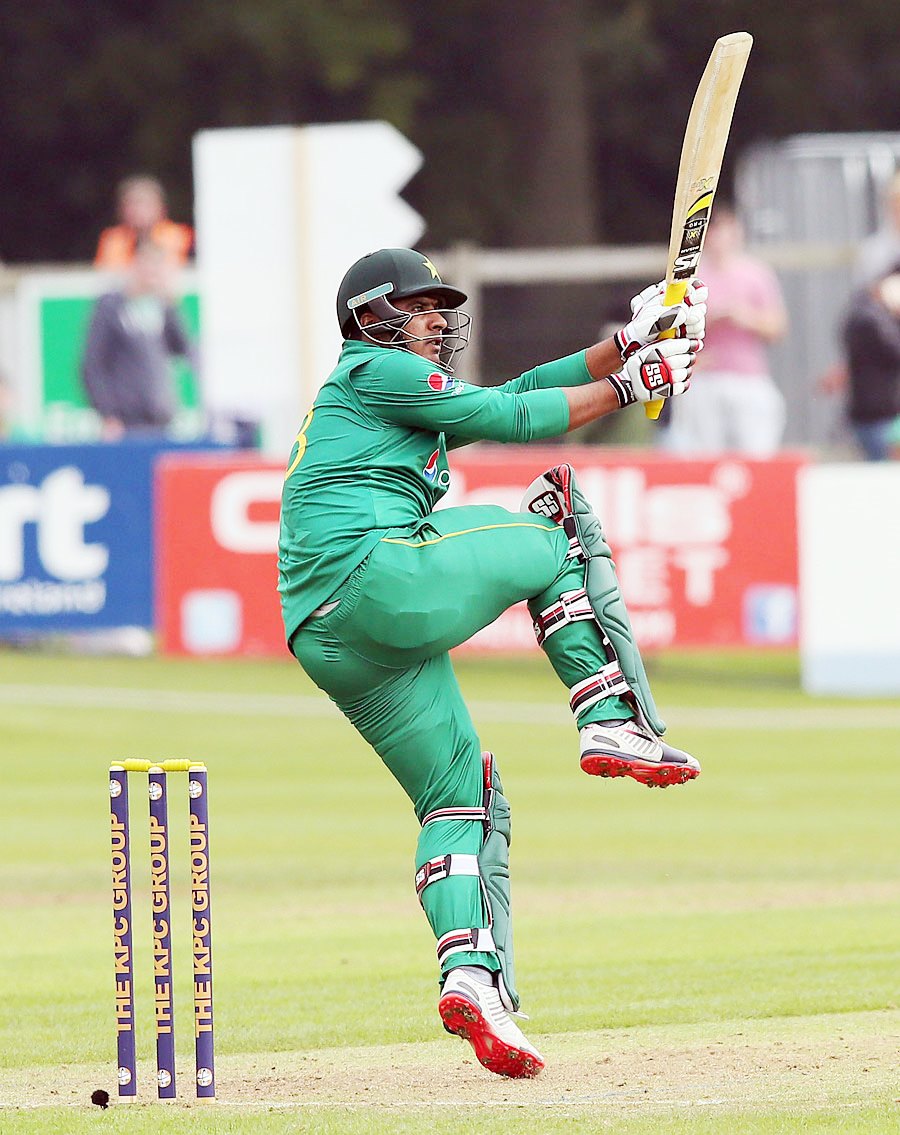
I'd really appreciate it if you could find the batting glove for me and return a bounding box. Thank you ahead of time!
[614,279,708,360]
[606,338,699,407]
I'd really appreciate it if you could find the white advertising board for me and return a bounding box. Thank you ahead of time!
[799,464,900,695]
[193,123,425,457]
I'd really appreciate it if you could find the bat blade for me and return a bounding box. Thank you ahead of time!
[645,31,753,420]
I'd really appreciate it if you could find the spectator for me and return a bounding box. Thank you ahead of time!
[820,171,900,415]
[663,205,788,457]
[81,239,195,439]
[94,175,193,269]
[840,264,900,461]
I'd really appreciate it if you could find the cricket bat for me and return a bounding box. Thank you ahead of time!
[645,31,753,420]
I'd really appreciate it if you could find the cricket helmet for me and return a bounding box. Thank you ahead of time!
[336,248,470,371]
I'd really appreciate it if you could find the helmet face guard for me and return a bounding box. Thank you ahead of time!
[337,249,471,373]
[348,285,471,372]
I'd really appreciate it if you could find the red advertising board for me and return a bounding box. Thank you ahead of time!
[155,447,804,657]
[448,448,804,653]
[156,454,285,656]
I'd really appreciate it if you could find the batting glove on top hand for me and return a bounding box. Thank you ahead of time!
[614,278,708,360]
[606,337,700,407]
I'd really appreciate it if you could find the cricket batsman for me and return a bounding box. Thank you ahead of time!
[278,248,706,1078]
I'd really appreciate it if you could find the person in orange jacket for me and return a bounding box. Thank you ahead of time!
[94,175,192,269]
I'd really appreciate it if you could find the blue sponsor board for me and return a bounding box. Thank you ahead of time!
[0,441,219,632]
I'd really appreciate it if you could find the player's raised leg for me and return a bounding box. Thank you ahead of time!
[521,464,701,788]
[327,501,698,787]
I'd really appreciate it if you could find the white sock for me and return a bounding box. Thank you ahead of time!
[458,965,494,986]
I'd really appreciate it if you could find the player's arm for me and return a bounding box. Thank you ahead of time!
[441,349,601,447]
[364,355,571,443]
[497,280,706,398]
[558,378,620,430]
[362,334,697,444]
[448,333,697,441]
[490,299,702,434]
[452,348,623,444]
[566,337,699,428]
[502,337,646,433]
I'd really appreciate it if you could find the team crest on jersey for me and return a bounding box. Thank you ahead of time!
[427,371,455,393]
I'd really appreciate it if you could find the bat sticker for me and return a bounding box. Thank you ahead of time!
[673,190,715,280]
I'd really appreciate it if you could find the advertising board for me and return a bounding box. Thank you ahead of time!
[156,448,804,657]
[1,443,160,631]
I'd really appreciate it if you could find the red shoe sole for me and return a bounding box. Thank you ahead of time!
[439,993,544,1079]
[580,752,700,788]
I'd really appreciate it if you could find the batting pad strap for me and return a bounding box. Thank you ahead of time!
[569,663,630,716]
[421,806,487,827]
[533,588,595,646]
[415,854,481,902]
[437,927,497,966]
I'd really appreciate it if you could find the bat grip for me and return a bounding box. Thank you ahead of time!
[644,280,690,421]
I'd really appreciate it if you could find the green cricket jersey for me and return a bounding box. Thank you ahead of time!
[277,340,593,642]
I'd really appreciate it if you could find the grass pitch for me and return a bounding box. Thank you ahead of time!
[0,647,897,1134]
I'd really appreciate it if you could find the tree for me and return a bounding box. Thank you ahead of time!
[1,1,900,263]
[0,1,416,260]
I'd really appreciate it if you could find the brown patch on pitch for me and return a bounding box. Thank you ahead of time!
[216,1018,898,1109]
[3,1014,895,1112]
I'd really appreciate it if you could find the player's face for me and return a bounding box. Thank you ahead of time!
[391,295,448,364]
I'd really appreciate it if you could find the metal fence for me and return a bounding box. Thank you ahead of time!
[737,132,900,447]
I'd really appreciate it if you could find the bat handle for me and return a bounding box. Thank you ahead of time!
[644,280,690,420]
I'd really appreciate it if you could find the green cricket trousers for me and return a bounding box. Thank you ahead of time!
[291,503,631,1001]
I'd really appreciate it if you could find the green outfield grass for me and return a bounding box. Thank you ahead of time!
[1,648,897,1134]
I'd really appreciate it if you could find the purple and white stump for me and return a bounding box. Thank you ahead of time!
[109,766,136,1097]
[189,765,215,1098]
[148,767,176,1099]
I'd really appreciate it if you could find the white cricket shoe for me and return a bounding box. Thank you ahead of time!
[579,720,701,788]
[439,968,544,1078]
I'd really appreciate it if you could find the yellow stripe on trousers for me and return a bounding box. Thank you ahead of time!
[380,522,551,548]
